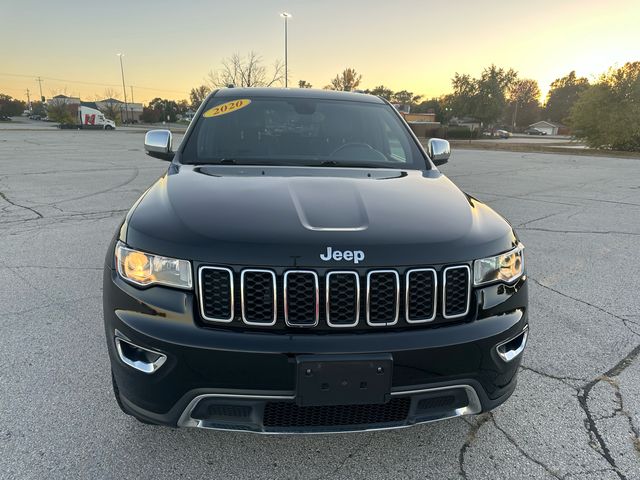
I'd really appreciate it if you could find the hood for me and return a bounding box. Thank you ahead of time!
[124,165,517,267]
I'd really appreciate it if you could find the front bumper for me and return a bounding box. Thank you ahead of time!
[104,266,528,433]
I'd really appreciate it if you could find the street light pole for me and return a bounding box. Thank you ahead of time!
[117,53,129,124]
[280,12,291,87]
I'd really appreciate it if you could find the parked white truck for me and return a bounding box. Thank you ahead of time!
[78,106,116,130]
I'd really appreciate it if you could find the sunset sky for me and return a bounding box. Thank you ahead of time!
[2,0,639,105]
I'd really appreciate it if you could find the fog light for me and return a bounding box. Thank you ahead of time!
[496,327,528,362]
[115,336,166,373]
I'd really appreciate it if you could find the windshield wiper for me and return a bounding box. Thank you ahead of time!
[317,160,387,168]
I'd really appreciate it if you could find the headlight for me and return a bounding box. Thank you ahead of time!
[473,244,525,286]
[115,242,192,289]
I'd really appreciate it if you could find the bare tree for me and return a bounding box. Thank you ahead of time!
[325,68,362,91]
[298,80,312,88]
[207,52,284,88]
[96,90,122,124]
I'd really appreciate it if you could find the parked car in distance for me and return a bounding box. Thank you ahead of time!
[524,127,546,135]
[495,129,511,139]
[29,114,42,120]
[0,115,12,122]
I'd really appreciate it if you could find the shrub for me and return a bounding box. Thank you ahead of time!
[570,62,640,151]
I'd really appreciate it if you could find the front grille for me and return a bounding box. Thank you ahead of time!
[199,264,471,330]
[263,398,411,428]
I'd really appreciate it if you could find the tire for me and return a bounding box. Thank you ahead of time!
[104,125,114,131]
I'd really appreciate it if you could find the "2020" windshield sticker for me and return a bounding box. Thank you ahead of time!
[203,99,252,118]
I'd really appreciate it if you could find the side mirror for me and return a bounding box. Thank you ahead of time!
[427,138,450,166]
[144,129,174,161]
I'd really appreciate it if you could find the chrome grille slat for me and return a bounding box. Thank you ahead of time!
[284,271,319,327]
[442,265,471,319]
[241,269,277,326]
[326,271,360,328]
[366,270,400,326]
[405,268,437,323]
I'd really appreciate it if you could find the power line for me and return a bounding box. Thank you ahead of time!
[0,72,190,96]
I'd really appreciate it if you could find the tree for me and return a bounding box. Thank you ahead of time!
[413,97,445,121]
[545,71,589,123]
[570,62,640,151]
[189,85,210,109]
[141,106,161,124]
[176,99,189,114]
[326,68,362,91]
[505,79,542,129]
[391,90,423,107]
[0,94,26,117]
[448,65,517,127]
[31,101,46,116]
[474,65,517,127]
[145,97,180,123]
[207,52,284,88]
[45,96,74,124]
[367,85,394,100]
[298,80,312,88]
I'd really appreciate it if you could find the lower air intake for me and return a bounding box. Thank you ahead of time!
[263,398,411,428]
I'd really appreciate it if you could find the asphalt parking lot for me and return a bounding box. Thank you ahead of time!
[0,128,639,480]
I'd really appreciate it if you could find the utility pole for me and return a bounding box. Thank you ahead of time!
[117,53,129,124]
[130,86,135,123]
[26,89,31,110]
[280,12,291,87]
[36,76,44,102]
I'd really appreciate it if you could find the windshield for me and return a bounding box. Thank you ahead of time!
[180,96,427,168]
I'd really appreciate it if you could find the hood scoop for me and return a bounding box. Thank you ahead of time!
[288,178,369,231]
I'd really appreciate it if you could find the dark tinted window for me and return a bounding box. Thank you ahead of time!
[181,97,426,168]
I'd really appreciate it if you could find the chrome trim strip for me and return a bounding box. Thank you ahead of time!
[442,265,471,320]
[496,326,529,362]
[241,269,277,326]
[366,270,400,326]
[405,268,437,323]
[326,271,360,328]
[114,336,166,374]
[284,270,319,327]
[198,266,234,323]
[177,384,482,433]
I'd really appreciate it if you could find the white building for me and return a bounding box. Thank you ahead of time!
[528,121,561,136]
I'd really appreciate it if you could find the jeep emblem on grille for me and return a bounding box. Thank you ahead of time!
[320,247,365,264]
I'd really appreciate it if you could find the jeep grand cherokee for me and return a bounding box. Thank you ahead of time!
[103,88,528,433]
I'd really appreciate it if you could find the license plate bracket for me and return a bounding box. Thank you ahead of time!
[295,354,393,406]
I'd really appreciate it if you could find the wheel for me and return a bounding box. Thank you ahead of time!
[111,370,156,425]
[104,125,114,131]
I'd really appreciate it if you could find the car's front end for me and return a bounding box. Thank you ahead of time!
[103,88,529,433]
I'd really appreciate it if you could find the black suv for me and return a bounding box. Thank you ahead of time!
[104,88,528,433]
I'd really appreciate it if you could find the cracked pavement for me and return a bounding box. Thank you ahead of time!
[0,130,639,479]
